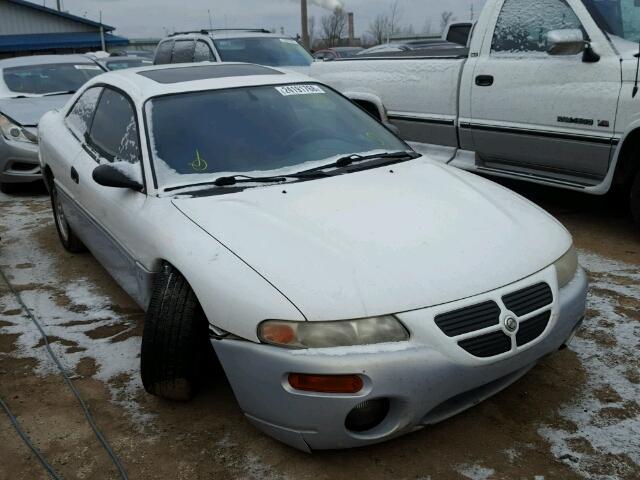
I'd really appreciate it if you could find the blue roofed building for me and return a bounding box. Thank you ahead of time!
[0,0,128,58]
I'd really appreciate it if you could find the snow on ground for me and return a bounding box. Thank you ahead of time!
[539,251,640,479]
[0,198,151,425]
[455,464,496,480]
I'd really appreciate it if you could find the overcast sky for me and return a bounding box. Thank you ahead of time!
[52,0,486,40]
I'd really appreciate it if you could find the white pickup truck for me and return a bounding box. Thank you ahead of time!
[310,0,640,225]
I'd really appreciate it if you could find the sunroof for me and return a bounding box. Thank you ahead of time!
[138,64,283,84]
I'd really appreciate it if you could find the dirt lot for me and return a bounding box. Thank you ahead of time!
[0,180,638,480]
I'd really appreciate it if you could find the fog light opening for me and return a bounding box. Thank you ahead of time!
[345,398,390,433]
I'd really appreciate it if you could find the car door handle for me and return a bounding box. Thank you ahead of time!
[70,166,79,184]
[475,75,494,87]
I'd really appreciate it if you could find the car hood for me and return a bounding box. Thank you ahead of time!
[172,158,571,321]
[0,95,71,126]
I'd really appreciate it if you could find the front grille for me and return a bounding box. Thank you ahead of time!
[516,311,551,346]
[434,301,500,337]
[458,331,511,358]
[502,282,552,316]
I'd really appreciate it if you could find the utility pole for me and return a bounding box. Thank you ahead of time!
[208,9,213,30]
[99,10,106,51]
[56,0,61,11]
[470,3,474,21]
[301,0,310,50]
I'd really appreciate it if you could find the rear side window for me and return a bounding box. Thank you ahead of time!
[88,88,140,164]
[65,87,102,140]
[172,40,196,63]
[155,40,174,65]
[194,40,216,62]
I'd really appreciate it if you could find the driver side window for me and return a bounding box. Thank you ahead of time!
[65,87,102,141]
[87,88,141,165]
[491,0,583,54]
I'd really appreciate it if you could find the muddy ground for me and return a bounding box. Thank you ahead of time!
[0,179,638,480]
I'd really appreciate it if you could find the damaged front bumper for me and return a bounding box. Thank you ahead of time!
[212,266,588,452]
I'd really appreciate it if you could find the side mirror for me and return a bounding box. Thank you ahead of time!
[546,29,585,56]
[93,163,143,191]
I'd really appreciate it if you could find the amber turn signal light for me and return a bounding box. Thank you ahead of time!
[288,373,364,394]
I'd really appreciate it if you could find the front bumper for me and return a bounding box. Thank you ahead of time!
[212,266,588,452]
[0,135,41,184]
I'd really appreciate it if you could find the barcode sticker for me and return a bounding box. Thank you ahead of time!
[275,85,325,96]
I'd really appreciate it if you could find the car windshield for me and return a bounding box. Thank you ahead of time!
[146,83,409,191]
[582,0,640,42]
[2,63,103,95]
[213,37,313,66]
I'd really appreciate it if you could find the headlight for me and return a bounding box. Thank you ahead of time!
[0,113,37,144]
[554,245,578,288]
[258,315,409,349]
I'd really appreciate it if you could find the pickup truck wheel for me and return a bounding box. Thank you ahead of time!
[141,265,211,401]
[631,171,640,227]
[50,183,86,253]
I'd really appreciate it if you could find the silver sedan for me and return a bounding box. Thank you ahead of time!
[0,54,104,193]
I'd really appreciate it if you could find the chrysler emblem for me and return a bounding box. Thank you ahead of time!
[504,316,518,333]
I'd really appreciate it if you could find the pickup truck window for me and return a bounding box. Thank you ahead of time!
[491,0,583,53]
[582,0,640,42]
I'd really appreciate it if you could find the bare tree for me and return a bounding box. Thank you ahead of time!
[322,7,347,47]
[440,11,456,33]
[368,13,390,45]
[308,15,318,49]
[388,1,402,40]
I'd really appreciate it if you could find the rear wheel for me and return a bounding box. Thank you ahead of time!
[141,265,211,401]
[50,182,85,253]
[631,170,640,227]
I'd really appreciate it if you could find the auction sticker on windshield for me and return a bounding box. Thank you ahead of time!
[74,65,102,70]
[275,85,325,96]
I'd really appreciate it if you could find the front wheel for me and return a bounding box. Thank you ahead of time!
[50,182,85,253]
[141,265,211,401]
[631,170,640,228]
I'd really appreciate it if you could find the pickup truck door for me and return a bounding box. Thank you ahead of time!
[467,0,621,185]
[71,87,150,307]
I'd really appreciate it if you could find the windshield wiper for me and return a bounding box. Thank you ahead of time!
[164,171,327,193]
[41,90,76,97]
[296,150,420,175]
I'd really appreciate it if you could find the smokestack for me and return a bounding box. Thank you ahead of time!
[301,0,310,50]
[348,12,354,46]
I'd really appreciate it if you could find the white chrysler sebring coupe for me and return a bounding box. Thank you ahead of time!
[38,63,587,452]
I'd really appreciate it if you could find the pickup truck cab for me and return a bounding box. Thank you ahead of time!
[309,0,640,225]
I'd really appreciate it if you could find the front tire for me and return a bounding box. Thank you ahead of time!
[141,265,211,401]
[631,170,640,227]
[50,182,86,253]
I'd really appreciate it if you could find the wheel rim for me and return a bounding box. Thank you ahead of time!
[53,187,69,242]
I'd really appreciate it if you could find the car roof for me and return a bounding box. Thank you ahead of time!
[0,54,97,69]
[85,62,316,103]
[167,30,288,41]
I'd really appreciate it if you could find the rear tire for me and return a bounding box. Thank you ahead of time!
[50,182,86,253]
[631,171,640,228]
[141,264,211,401]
